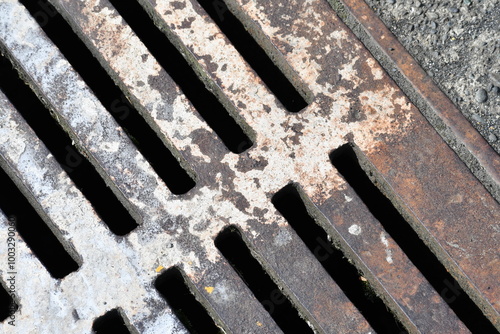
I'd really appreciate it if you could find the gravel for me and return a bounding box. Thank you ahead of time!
[362,0,500,153]
[476,88,488,103]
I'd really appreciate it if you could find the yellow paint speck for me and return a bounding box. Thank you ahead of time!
[155,266,164,273]
[256,321,262,327]
[204,287,214,294]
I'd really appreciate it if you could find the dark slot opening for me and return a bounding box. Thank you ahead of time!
[330,144,497,333]
[0,167,79,278]
[0,54,137,236]
[215,227,314,334]
[107,0,253,154]
[92,309,132,334]
[154,267,222,334]
[196,0,308,113]
[272,185,406,333]
[19,0,196,194]
[0,280,17,322]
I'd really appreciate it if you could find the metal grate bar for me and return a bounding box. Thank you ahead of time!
[133,0,304,120]
[223,0,500,327]
[275,183,468,333]
[179,258,285,333]
[0,0,498,332]
[337,0,500,189]
[0,2,177,226]
[234,223,373,333]
[0,90,186,332]
[48,0,238,164]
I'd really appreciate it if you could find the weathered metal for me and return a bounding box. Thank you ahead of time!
[337,0,500,189]
[0,0,498,333]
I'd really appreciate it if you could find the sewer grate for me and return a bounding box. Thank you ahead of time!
[0,0,498,333]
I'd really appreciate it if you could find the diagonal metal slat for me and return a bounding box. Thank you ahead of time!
[220,0,500,327]
[337,0,500,189]
[239,221,374,333]
[0,1,174,226]
[0,90,188,333]
[184,257,285,333]
[48,0,236,167]
[298,177,469,333]
[0,0,498,332]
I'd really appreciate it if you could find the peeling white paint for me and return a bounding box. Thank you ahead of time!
[380,232,393,264]
[366,58,384,80]
[0,0,463,332]
[99,141,120,153]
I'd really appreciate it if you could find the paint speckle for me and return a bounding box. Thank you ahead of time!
[348,224,362,235]
[274,228,292,246]
[449,194,464,204]
[204,286,214,294]
[99,141,120,153]
[380,232,393,264]
[344,194,353,202]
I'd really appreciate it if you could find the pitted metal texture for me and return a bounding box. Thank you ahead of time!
[0,0,498,333]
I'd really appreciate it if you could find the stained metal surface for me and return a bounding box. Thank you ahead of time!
[337,0,500,188]
[0,0,498,333]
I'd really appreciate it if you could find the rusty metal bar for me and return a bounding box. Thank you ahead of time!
[239,222,374,333]
[337,0,500,189]
[183,258,285,333]
[221,0,499,329]
[292,182,469,333]
[0,0,498,332]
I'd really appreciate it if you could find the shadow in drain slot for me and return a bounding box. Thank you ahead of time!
[0,279,17,323]
[215,226,315,334]
[272,184,407,333]
[0,166,79,279]
[19,0,196,194]
[0,54,138,236]
[196,0,309,113]
[155,267,223,334]
[330,144,497,333]
[92,309,135,334]
[108,0,254,154]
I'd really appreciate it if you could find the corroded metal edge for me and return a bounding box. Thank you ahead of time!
[0,0,498,332]
[333,0,500,201]
[223,0,499,329]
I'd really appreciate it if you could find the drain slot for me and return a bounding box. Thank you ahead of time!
[107,0,253,154]
[0,54,137,236]
[196,0,309,113]
[215,226,314,334]
[19,0,196,195]
[154,267,222,334]
[0,281,16,322]
[92,309,134,334]
[330,144,497,333]
[272,185,406,333]
[0,166,79,279]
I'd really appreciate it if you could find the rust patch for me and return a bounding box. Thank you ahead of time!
[171,1,186,9]
[2,0,498,332]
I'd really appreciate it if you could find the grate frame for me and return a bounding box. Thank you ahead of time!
[0,0,498,333]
